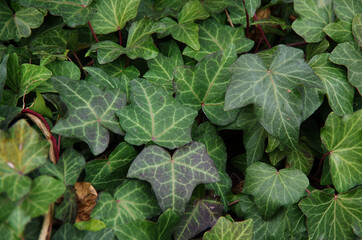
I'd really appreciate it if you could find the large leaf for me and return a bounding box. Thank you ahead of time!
[309,53,354,116]
[292,0,335,42]
[299,187,362,240]
[127,142,220,212]
[225,45,322,149]
[52,223,114,240]
[329,42,362,94]
[117,78,197,149]
[243,162,309,218]
[183,18,254,61]
[173,196,223,240]
[0,120,49,200]
[52,77,127,155]
[320,110,362,193]
[174,44,238,126]
[203,217,253,240]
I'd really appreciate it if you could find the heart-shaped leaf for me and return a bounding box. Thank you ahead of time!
[225,45,322,149]
[127,142,220,212]
[52,77,127,155]
[320,110,362,193]
[299,187,362,240]
[118,78,197,149]
[203,217,253,240]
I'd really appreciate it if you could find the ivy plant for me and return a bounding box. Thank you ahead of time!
[0,0,361,239]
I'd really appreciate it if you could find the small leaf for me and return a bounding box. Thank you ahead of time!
[29,92,52,118]
[127,142,220,212]
[84,67,122,89]
[286,142,314,175]
[7,207,31,237]
[30,26,72,54]
[74,182,97,222]
[54,188,77,223]
[320,110,362,193]
[74,218,106,232]
[177,0,209,24]
[306,38,330,61]
[353,13,362,47]
[118,78,197,149]
[203,217,253,240]
[202,0,235,13]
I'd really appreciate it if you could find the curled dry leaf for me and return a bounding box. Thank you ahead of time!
[75,182,98,222]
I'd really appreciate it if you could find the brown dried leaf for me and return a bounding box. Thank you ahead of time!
[75,182,97,222]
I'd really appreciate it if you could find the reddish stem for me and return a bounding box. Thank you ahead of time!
[254,38,263,53]
[57,135,61,154]
[228,200,239,206]
[305,188,311,194]
[242,0,250,35]
[88,21,99,43]
[254,14,272,49]
[85,59,95,66]
[286,41,307,47]
[72,51,83,69]
[118,28,122,46]
[316,151,330,177]
[225,9,234,28]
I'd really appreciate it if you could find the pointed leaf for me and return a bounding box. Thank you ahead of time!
[202,0,235,13]
[178,0,209,24]
[118,78,197,149]
[90,41,123,65]
[306,38,330,61]
[84,67,122,89]
[299,187,362,240]
[324,19,354,43]
[203,217,253,240]
[29,92,52,118]
[286,142,315,175]
[17,64,52,98]
[320,110,362,193]
[225,45,322,149]
[52,77,127,155]
[127,142,220,212]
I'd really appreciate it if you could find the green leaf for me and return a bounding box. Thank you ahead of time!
[173,196,223,240]
[299,187,362,240]
[52,77,127,155]
[85,142,137,191]
[127,142,220,212]
[203,217,253,240]
[21,175,65,217]
[329,42,362,93]
[183,19,254,61]
[225,45,322,149]
[0,55,8,102]
[292,0,335,42]
[97,58,140,80]
[174,44,238,126]
[309,53,354,116]
[45,61,81,81]
[91,180,161,233]
[323,19,354,43]
[306,38,330,62]
[202,0,235,13]
[0,1,45,41]
[84,67,122,89]
[353,13,362,47]
[7,207,31,237]
[17,64,52,98]
[39,148,85,186]
[90,41,123,65]
[0,119,49,200]
[29,26,71,54]
[91,0,141,34]
[54,188,77,223]
[178,0,209,24]
[29,92,52,118]
[52,223,114,240]
[286,142,315,175]
[118,78,197,149]
[243,162,309,218]
[320,110,362,193]
[74,218,106,232]
[0,106,21,130]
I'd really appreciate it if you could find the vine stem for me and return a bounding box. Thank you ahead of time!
[315,151,331,178]
[242,0,250,35]
[118,27,122,46]
[286,41,307,47]
[254,14,271,49]
[88,21,99,42]
[228,200,239,206]
[225,9,234,28]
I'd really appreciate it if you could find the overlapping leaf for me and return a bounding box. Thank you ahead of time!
[0,120,49,200]
[52,223,114,240]
[203,217,253,240]
[299,187,362,240]
[225,45,322,149]
[0,55,8,102]
[127,142,220,212]
[353,14,362,47]
[202,0,235,13]
[320,110,362,193]
[306,38,330,61]
[285,142,315,175]
[227,0,261,27]
[118,78,197,149]
[52,77,127,155]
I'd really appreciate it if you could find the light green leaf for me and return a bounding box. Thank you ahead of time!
[329,42,362,94]
[243,162,309,218]
[306,38,330,61]
[90,41,123,65]
[203,217,253,240]
[202,0,235,13]
[91,0,141,34]
[332,0,362,22]
[225,45,322,149]
[17,64,52,98]
[178,0,209,24]
[320,110,362,193]
[7,207,31,237]
[74,219,106,232]
[292,0,335,42]
[324,19,354,43]
[117,78,197,149]
[173,196,223,240]
[84,67,122,89]
[299,187,362,240]
[39,148,85,186]
[183,19,254,61]
[45,61,81,81]
[29,92,52,118]
[52,77,127,155]
[353,13,362,47]
[127,142,220,212]
[309,53,354,116]
[0,120,49,200]
[174,44,238,126]
[21,175,65,217]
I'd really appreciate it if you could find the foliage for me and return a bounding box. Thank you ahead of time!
[0,0,361,239]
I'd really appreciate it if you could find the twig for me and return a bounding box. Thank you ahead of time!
[38,204,54,240]
[225,9,234,28]
[228,200,239,206]
[72,51,84,69]
[286,41,307,47]
[254,14,271,49]
[118,27,122,46]
[88,21,99,43]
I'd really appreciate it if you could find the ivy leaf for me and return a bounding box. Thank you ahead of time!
[173,196,223,240]
[54,188,77,223]
[52,223,114,240]
[285,142,315,175]
[117,78,197,149]
[127,142,220,212]
[29,92,52,118]
[320,110,362,193]
[306,38,330,61]
[0,120,49,200]
[203,217,253,240]
[292,0,335,42]
[0,1,45,41]
[91,180,161,234]
[84,67,122,89]
[309,53,354,116]
[7,207,31,237]
[97,58,140,80]
[183,19,254,61]
[227,0,261,27]
[39,148,85,186]
[91,0,141,34]
[52,77,127,155]
[45,61,81,81]
[21,175,65,217]
[243,162,309,218]
[329,42,362,94]
[299,187,362,240]
[85,142,137,191]
[175,44,238,126]
[0,55,8,102]
[202,0,235,13]
[353,13,362,47]
[225,45,322,149]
